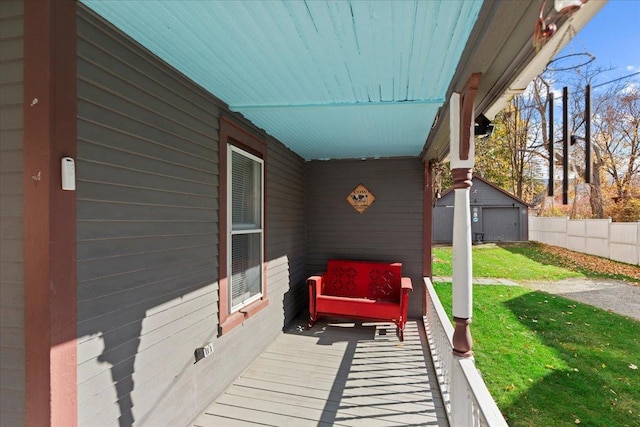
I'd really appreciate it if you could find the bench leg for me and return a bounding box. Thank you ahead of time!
[396,317,406,341]
[307,315,317,330]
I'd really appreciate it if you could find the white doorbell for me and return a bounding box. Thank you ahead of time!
[61,157,76,191]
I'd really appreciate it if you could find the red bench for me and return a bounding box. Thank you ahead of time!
[307,259,413,340]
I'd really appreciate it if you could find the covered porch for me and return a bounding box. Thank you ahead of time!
[193,317,445,427]
[192,278,505,427]
[2,1,606,426]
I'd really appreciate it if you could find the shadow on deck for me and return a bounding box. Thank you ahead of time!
[192,318,448,426]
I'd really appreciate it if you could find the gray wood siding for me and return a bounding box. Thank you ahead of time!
[266,137,307,325]
[437,179,528,209]
[305,158,424,317]
[468,179,527,208]
[433,206,455,244]
[77,5,306,425]
[0,1,25,425]
[77,7,219,425]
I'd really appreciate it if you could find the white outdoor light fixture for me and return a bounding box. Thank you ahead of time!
[554,0,587,13]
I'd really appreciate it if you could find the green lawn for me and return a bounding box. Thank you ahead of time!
[435,283,640,426]
[431,243,640,426]
[432,243,581,280]
[432,243,638,282]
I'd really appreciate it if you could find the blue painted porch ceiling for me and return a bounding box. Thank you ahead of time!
[82,0,482,160]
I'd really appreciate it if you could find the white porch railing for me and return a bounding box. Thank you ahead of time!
[423,278,508,427]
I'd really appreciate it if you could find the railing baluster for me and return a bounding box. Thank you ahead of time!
[423,278,508,427]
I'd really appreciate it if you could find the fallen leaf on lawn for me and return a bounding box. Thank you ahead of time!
[574,419,580,424]
[602,363,606,369]
[630,364,638,370]
[532,319,538,323]
[545,364,555,369]
[504,384,516,391]
[536,243,640,281]
[566,321,573,325]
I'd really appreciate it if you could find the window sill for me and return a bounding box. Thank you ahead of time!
[219,297,269,335]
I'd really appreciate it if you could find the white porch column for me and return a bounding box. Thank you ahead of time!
[451,168,473,356]
[449,75,479,427]
[449,79,477,357]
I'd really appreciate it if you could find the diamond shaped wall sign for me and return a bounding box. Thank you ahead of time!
[347,184,376,214]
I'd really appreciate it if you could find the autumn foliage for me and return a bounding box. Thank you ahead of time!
[535,242,640,283]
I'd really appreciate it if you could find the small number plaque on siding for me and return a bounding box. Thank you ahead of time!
[347,183,375,214]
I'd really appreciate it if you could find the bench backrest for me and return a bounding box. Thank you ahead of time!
[323,259,402,300]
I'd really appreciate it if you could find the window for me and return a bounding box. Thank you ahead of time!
[229,147,263,311]
[219,117,268,334]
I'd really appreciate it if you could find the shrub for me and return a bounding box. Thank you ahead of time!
[608,198,640,222]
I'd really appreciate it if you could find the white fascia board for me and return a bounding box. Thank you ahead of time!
[485,0,608,119]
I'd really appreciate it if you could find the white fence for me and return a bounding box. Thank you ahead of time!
[529,216,640,265]
[423,278,508,427]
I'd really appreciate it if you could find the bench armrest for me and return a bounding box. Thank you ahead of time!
[400,277,412,325]
[307,275,324,296]
[401,277,413,291]
[308,274,325,322]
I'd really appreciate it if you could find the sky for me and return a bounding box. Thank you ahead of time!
[555,0,640,88]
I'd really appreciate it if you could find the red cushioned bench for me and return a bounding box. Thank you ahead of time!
[307,259,413,341]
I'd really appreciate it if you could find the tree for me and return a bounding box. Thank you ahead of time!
[475,87,547,203]
[435,65,639,221]
[531,62,639,220]
[593,86,640,204]
[558,64,611,218]
[563,70,640,219]
[474,118,512,190]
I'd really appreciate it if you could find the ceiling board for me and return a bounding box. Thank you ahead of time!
[81,0,483,160]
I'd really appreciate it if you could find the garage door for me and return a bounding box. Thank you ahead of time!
[483,207,520,242]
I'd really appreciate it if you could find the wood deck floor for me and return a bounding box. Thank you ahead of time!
[191,318,448,426]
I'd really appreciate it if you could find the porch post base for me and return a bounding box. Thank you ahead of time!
[452,317,473,358]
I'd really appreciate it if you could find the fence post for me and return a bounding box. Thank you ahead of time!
[607,217,612,260]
